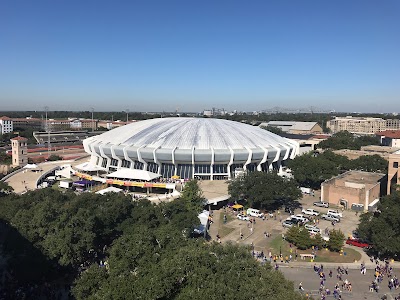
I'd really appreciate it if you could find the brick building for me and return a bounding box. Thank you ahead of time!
[321,170,386,212]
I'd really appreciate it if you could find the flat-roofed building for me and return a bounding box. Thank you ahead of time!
[321,170,386,212]
[259,121,323,135]
[327,116,400,135]
[0,116,13,134]
[12,118,44,130]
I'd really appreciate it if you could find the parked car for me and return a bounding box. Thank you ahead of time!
[305,224,319,231]
[321,214,340,222]
[237,214,250,221]
[308,228,321,235]
[313,201,329,208]
[287,218,302,225]
[327,209,343,218]
[302,208,320,216]
[289,214,309,223]
[346,238,371,248]
[247,208,264,218]
[282,220,294,228]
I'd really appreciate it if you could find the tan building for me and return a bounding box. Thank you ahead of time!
[259,121,323,135]
[11,136,28,167]
[327,116,400,135]
[97,120,135,130]
[12,118,44,130]
[387,150,400,194]
[321,170,386,212]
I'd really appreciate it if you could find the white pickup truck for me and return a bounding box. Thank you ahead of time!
[327,209,343,218]
[301,208,320,216]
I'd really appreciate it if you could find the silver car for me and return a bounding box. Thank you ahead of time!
[321,214,340,222]
[313,201,329,208]
[282,220,294,228]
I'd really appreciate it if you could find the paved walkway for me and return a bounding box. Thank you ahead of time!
[4,157,89,194]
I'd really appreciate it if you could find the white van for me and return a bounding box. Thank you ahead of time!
[246,208,263,218]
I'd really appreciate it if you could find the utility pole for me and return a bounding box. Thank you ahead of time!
[126,109,129,123]
[91,107,94,132]
[45,106,51,157]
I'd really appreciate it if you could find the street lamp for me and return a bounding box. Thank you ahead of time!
[125,109,129,123]
[44,106,51,157]
[91,107,94,132]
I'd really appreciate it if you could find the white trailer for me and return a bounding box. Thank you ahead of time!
[59,181,72,189]
[300,187,313,194]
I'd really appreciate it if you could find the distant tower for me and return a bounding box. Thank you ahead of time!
[11,136,28,167]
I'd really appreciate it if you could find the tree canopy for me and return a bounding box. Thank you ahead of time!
[0,184,306,299]
[318,131,380,150]
[287,151,387,189]
[357,192,400,259]
[228,171,301,210]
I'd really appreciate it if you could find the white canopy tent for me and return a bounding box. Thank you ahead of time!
[74,162,106,172]
[96,186,123,195]
[23,163,39,169]
[106,169,161,181]
[194,210,210,235]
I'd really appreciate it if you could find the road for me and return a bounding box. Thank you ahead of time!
[280,266,400,299]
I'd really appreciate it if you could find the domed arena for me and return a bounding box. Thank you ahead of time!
[82,118,299,180]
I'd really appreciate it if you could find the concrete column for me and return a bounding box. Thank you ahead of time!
[364,189,369,212]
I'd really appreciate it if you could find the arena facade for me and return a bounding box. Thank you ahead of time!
[82,118,299,180]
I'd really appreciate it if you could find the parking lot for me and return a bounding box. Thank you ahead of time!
[212,190,361,254]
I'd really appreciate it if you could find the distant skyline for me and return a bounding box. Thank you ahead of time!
[1,0,399,113]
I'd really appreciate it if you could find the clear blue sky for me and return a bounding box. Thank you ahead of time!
[0,0,399,113]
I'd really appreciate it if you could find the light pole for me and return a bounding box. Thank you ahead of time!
[44,106,50,157]
[126,109,129,123]
[91,107,94,132]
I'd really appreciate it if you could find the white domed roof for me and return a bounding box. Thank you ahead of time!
[89,117,295,150]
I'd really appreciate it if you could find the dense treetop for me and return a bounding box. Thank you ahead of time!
[0,181,305,299]
[287,150,387,189]
[228,172,302,210]
[357,192,400,259]
[318,131,380,150]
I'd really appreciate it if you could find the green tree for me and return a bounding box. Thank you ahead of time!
[327,229,345,252]
[287,151,345,189]
[350,155,388,173]
[357,192,400,258]
[312,233,325,249]
[228,171,301,210]
[0,181,13,196]
[285,226,301,245]
[318,131,379,150]
[260,125,284,135]
[180,180,206,214]
[296,227,313,250]
[47,154,62,161]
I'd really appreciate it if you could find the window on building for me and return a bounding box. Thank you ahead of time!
[110,158,118,166]
[121,159,131,168]
[147,162,159,174]
[133,161,144,170]
[101,158,108,168]
[394,162,399,168]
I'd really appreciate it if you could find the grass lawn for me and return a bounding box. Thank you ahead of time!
[217,212,235,238]
[313,247,361,263]
[267,235,362,263]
